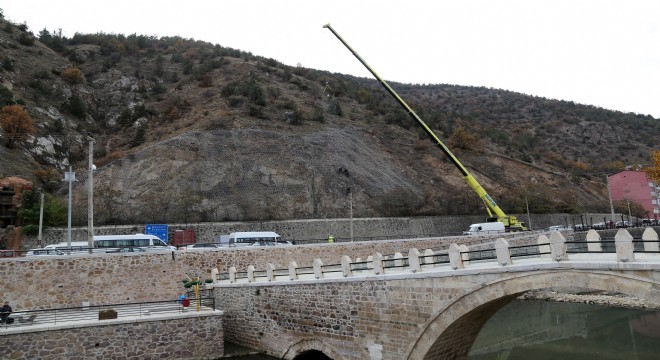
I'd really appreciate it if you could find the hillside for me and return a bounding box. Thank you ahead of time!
[0,15,658,225]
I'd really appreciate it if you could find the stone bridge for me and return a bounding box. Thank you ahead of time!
[214,229,660,360]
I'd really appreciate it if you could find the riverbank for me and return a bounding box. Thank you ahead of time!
[520,289,660,310]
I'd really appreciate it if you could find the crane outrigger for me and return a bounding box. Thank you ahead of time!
[323,24,527,232]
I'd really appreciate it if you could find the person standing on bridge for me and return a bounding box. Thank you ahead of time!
[0,301,12,324]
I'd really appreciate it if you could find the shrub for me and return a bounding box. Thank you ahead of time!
[66,94,86,118]
[1,104,36,147]
[61,67,84,84]
[18,32,35,46]
[198,74,213,87]
[0,84,14,106]
[1,57,14,71]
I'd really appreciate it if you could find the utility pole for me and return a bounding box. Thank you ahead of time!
[606,175,615,224]
[65,167,75,251]
[525,195,532,231]
[37,189,44,248]
[348,187,354,242]
[87,137,94,253]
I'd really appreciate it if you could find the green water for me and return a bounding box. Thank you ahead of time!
[225,300,660,359]
[469,300,660,360]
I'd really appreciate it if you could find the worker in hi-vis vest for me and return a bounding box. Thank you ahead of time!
[327,235,335,243]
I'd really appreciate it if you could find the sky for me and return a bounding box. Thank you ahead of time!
[1,0,659,118]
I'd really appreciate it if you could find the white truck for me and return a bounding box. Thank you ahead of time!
[463,222,506,235]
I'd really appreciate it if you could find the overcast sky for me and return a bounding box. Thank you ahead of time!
[2,0,659,118]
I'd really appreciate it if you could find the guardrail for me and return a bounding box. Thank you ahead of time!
[216,228,660,284]
[0,297,215,330]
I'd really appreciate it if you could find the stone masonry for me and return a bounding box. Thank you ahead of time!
[0,232,541,311]
[0,313,224,359]
[216,265,659,360]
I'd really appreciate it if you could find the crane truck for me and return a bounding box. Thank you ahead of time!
[323,24,527,232]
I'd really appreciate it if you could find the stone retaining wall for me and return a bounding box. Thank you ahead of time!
[1,232,543,311]
[0,314,223,359]
[29,213,585,248]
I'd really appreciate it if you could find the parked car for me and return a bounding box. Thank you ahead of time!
[615,221,631,228]
[105,247,146,253]
[573,224,589,231]
[641,219,658,226]
[185,243,219,249]
[0,250,19,258]
[547,225,567,231]
[250,241,293,247]
[591,222,607,230]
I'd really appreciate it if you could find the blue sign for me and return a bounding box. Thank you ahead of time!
[145,224,169,243]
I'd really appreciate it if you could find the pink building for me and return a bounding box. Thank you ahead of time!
[608,170,660,219]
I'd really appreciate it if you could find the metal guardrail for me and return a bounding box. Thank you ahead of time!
[0,297,215,330]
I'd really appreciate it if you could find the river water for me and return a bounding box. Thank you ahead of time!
[469,300,660,360]
[226,300,660,359]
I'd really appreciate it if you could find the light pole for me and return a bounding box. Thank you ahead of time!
[37,189,44,248]
[606,175,615,225]
[347,187,354,242]
[87,137,95,253]
[64,167,75,250]
[525,195,532,231]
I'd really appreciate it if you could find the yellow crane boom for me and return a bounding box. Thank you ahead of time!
[323,24,526,231]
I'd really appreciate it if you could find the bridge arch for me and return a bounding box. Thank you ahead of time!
[406,270,659,360]
[281,338,347,360]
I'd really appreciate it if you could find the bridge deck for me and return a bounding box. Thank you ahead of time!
[223,252,660,285]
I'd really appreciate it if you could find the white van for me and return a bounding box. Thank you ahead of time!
[225,232,291,247]
[463,222,506,235]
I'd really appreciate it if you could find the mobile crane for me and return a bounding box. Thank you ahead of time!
[323,24,527,232]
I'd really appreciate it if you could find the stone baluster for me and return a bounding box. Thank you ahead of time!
[408,248,421,273]
[372,252,384,275]
[211,268,219,283]
[423,249,435,266]
[642,227,659,252]
[267,263,275,282]
[615,229,635,262]
[585,229,602,252]
[341,255,353,277]
[537,234,551,258]
[459,244,469,262]
[495,238,512,266]
[229,266,237,283]
[449,243,464,270]
[289,261,298,281]
[247,265,255,283]
[549,231,568,261]
[313,258,324,279]
[394,252,404,269]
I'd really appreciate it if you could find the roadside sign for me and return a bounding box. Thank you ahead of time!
[145,224,169,243]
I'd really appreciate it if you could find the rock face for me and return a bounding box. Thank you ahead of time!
[0,16,657,225]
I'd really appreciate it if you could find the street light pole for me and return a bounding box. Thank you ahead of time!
[64,167,75,250]
[525,195,532,230]
[37,190,44,248]
[349,188,354,242]
[87,137,94,253]
[606,175,615,224]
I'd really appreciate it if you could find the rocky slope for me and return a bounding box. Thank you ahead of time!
[0,15,658,225]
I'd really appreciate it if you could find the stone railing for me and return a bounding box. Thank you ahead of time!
[216,228,660,284]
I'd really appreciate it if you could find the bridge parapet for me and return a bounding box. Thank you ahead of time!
[216,228,660,285]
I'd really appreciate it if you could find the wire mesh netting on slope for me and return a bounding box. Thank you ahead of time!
[66,127,429,225]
